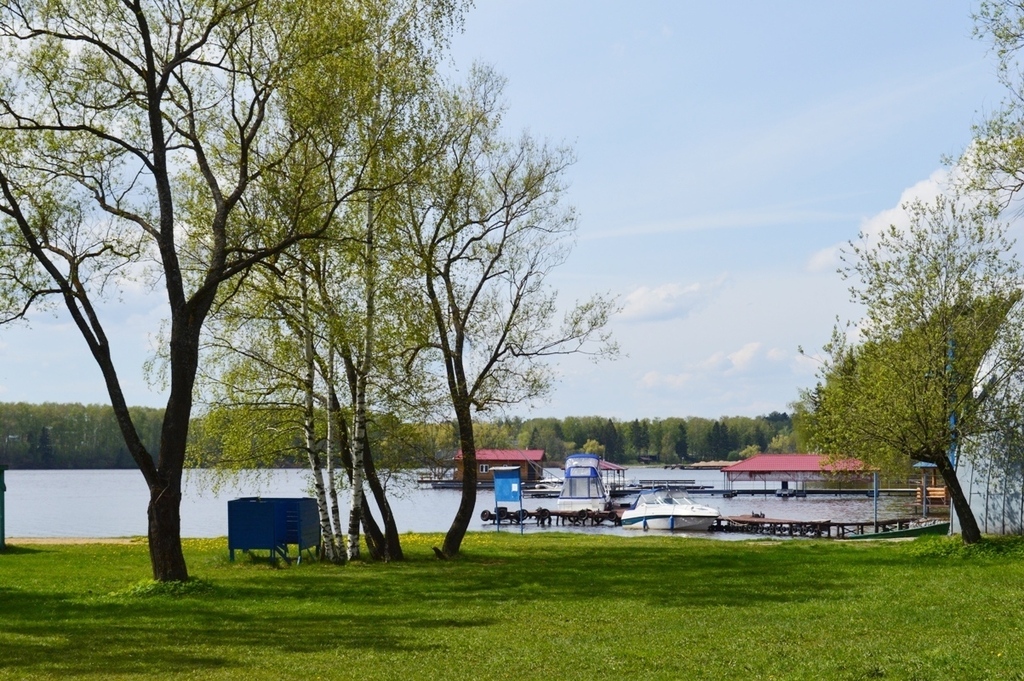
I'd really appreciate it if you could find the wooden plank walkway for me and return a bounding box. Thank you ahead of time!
[712,515,927,538]
[479,507,933,537]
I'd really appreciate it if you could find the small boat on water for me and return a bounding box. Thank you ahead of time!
[523,477,563,498]
[621,488,720,531]
[557,454,611,512]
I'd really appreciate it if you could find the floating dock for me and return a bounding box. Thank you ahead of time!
[480,507,945,539]
[711,515,942,538]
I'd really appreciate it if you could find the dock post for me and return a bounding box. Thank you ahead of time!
[873,471,879,532]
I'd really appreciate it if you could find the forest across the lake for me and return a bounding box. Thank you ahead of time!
[0,401,800,470]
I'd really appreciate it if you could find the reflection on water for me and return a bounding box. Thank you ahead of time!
[3,467,919,538]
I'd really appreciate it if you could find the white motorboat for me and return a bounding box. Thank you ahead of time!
[556,454,611,512]
[523,477,563,498]
[621,488,720,531]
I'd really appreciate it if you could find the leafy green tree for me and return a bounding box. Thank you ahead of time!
[624,419,651,459]
[810,195,1024,544]
[36,427,53,467]
[685,417,710,460]
[400,67,617,558]
[765,433,797,454]
[738,444,760,459]
[191,0,466,564]
[0,0,413,580]
[674,421,689,461]
[601,419,623,462]
[472,422,515,449]
[963,1,1024,201]
[516,419,567,460]
[0,402,162,468]
[704,421,733,459]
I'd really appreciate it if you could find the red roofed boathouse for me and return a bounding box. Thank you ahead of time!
[453,449,547,483]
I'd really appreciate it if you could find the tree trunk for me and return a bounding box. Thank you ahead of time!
[300,269,342,563]
[360,426,403,561]
[360,495,386,559]
[332,357,402,561]
[441,400,476,557]
[326,347,344,557]
[147,474,188,582]
[346,196,377,561]
[934,451,981,544]
[347,399,367,561]
[144,312,211,582]
[333,385,394,560]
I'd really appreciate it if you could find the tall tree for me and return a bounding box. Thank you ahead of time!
[963,1,1024,201]
[195,0,464,563]
[400,67,617,558]
[674,421,688,461]
[601,418,623,462]
[810,195,1024,544]
[0,0,356,580]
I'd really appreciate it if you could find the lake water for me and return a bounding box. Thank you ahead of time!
[2,467,918,539]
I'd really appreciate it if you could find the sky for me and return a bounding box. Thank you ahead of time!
[0,1,1013,420]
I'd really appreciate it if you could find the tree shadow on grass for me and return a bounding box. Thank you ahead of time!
[0,586,496,677]
[217,536,909,612]
[0,544,45,555]
[0,536,917,677]
[395,537,906,611]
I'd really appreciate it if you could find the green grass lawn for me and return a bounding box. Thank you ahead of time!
[2,532,1023,680]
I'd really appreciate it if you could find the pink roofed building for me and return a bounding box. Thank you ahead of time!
[722,453,873,484]
[453,449,547,483]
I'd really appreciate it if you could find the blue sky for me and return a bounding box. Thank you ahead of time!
[0,2,1011,420]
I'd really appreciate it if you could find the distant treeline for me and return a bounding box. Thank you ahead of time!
[477,412,798,465]
[0,401,798,469]
[0,402,163,469]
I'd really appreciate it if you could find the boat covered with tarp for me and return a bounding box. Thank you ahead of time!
[557,454,611,512]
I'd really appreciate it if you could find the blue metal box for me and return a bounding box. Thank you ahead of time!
[228,497,320,562]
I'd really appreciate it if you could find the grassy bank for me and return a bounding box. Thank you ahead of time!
[1,533,1023,680]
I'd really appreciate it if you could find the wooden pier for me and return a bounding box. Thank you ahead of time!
[712,515,929,538]
[480,507,935,538]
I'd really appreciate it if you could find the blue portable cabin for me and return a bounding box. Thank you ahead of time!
[227,497,320,563]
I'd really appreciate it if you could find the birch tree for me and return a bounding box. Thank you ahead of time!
[194,0,462,562]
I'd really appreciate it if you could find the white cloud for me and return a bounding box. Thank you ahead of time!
[643,341,766,393]
[640,370,691,389]
[619,276,727,322]
[693,342,764,374]
[792,351,824,376]
[766,347,788,362]
[586,205,852,241]
[727,342,761,373]
[699,351,727,371]
[806,168,949,272]
[858,169,947,240]
[806,245,841,273]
